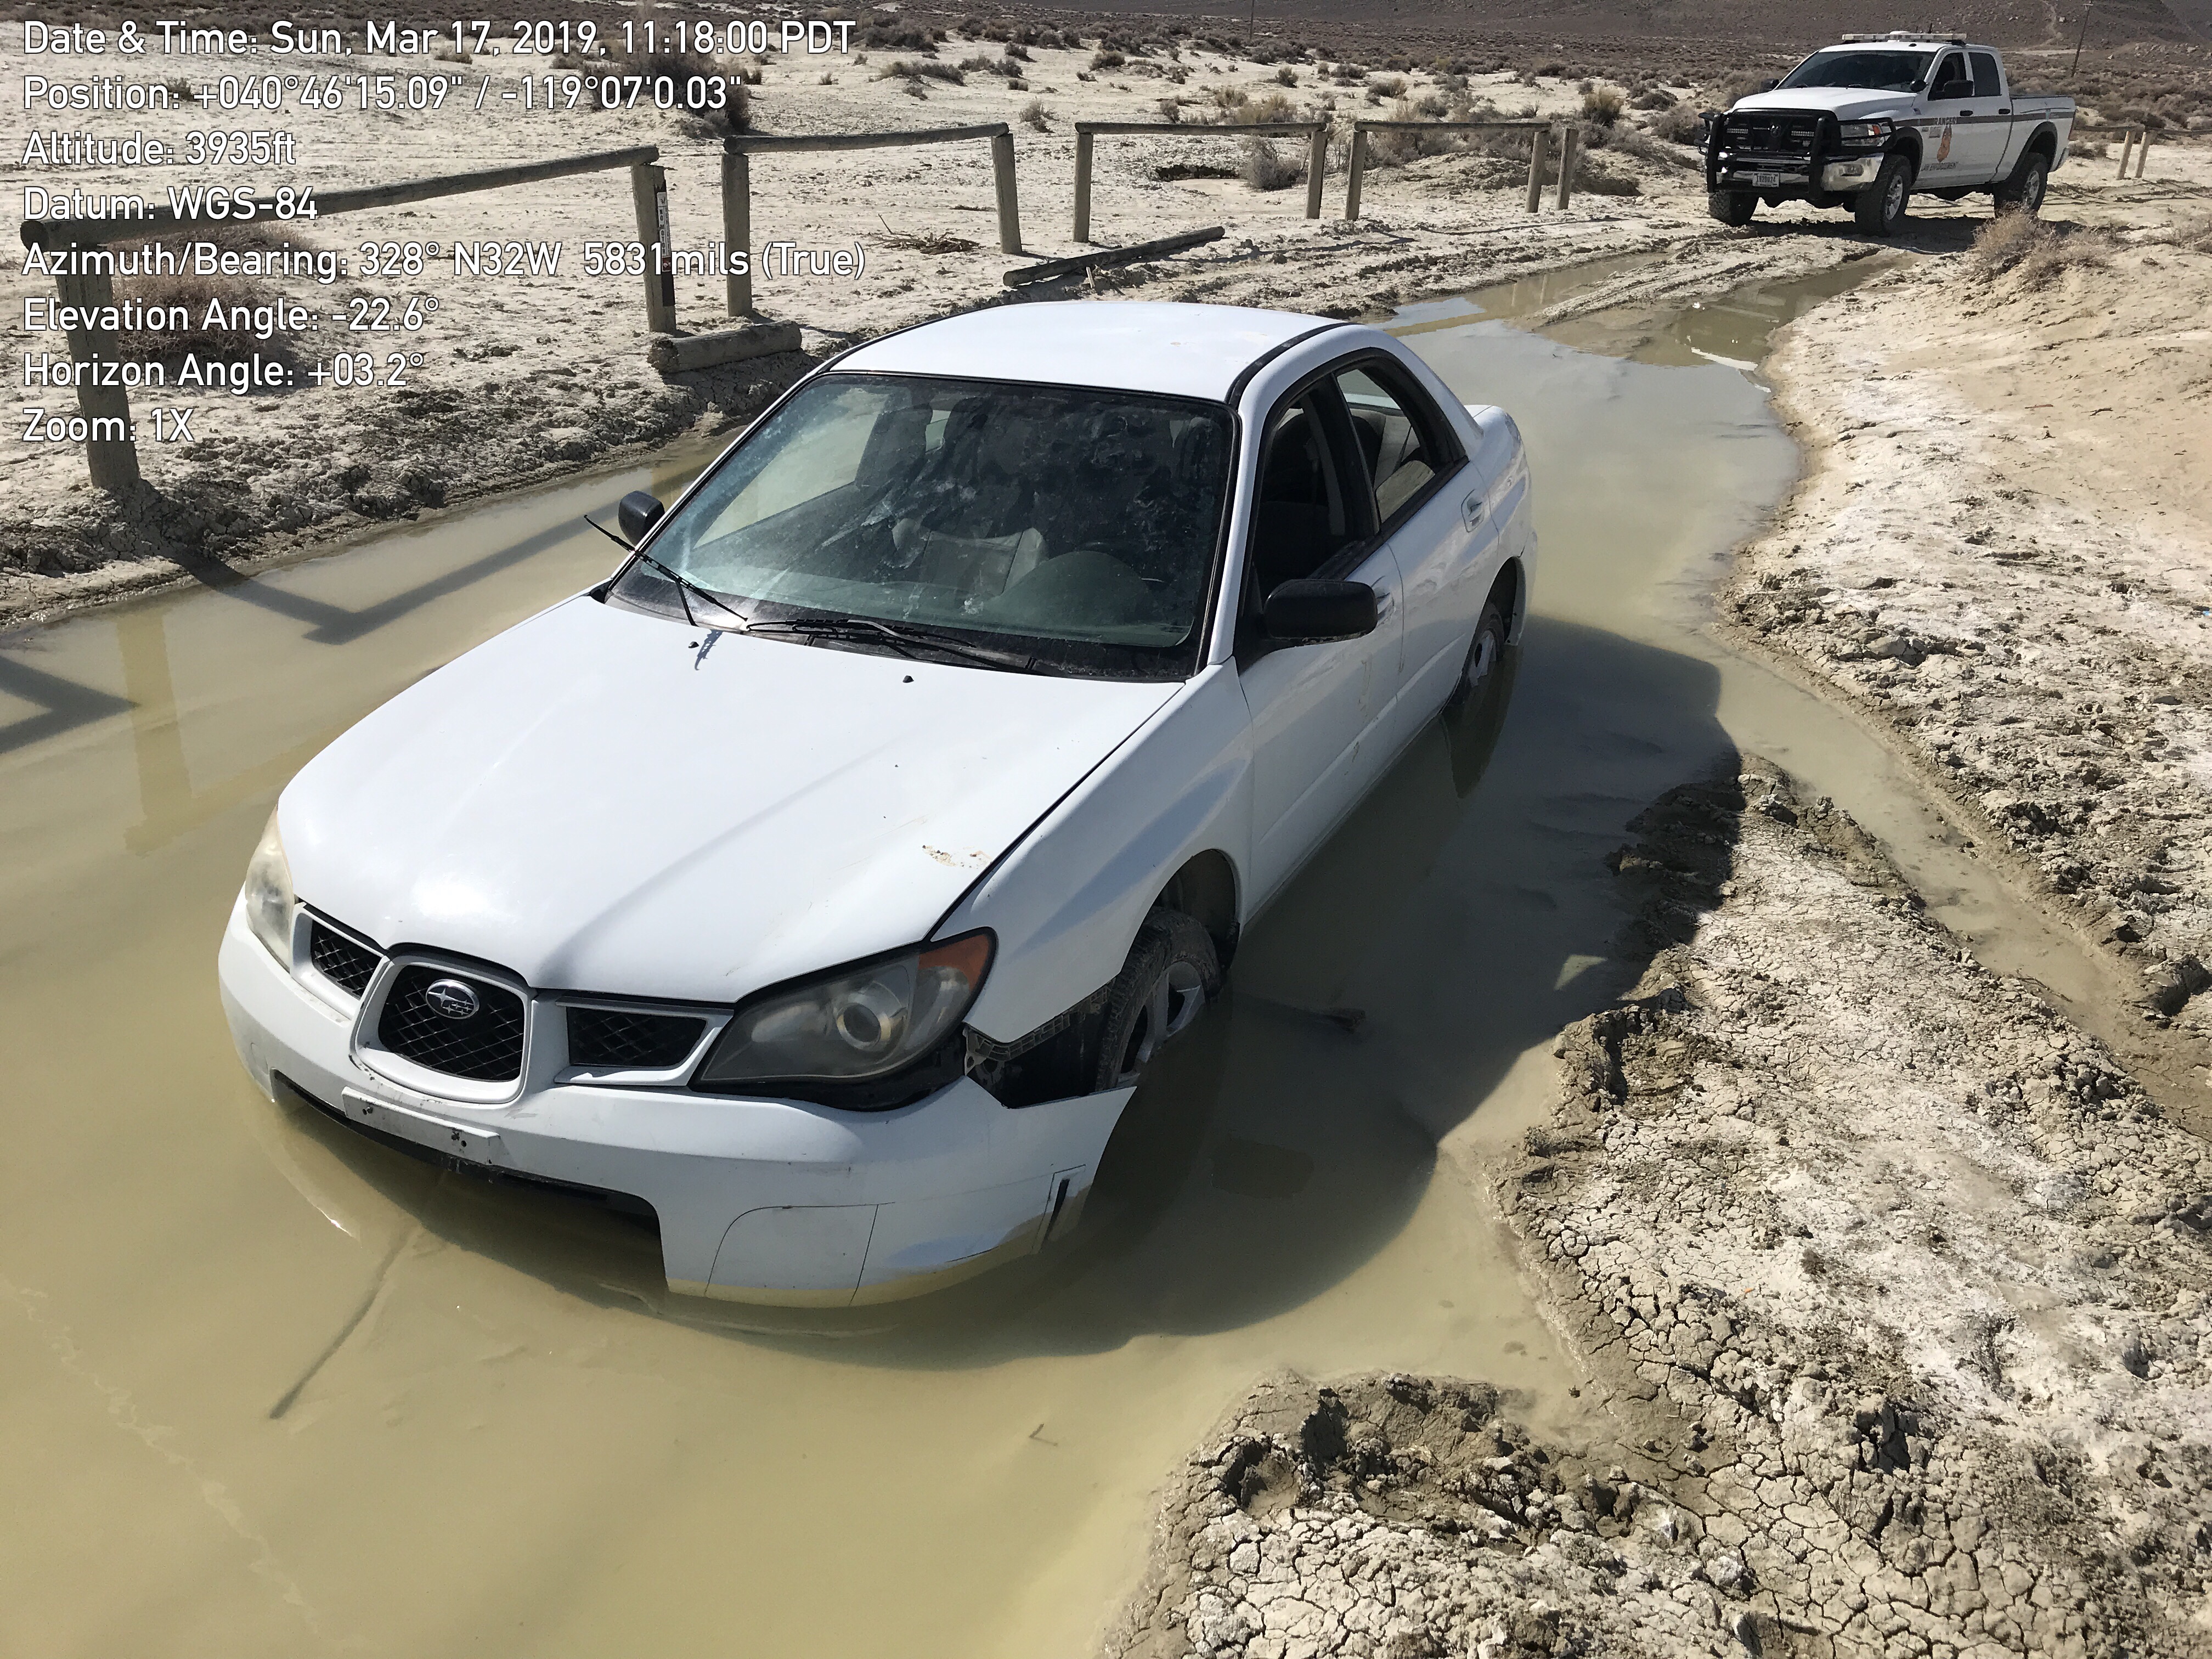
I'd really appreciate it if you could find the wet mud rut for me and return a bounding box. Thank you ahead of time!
[0,269,2179,1657]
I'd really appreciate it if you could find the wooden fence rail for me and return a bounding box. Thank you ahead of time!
[18,144,670,496]
[1073,120,1328,242]
[723,123,1021,315]
[1342,120,1556,220]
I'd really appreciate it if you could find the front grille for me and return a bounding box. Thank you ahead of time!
[308,919,380,997]
[566,1007,706,1070]
[377,966,527,1082]
[1720,112,1824,160]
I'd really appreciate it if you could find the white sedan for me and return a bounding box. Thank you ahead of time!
[218,300,1535,1305]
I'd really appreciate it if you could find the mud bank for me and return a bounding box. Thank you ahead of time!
[1723,166,2212,1057]
[1108,760,2212,1658]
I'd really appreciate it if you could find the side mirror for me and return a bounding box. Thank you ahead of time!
[618,490,666,545]
[1262,579,1378,645]
[1758,78,1778,92]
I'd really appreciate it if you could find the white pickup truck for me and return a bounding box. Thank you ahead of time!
[1703,35,2075,234]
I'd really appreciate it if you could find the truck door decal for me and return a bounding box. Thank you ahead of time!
[1937,126,1954,164]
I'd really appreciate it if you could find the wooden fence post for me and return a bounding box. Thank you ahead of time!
[54,251,139,494]
[1555,123,1578,210]
[1304,124,1328,219]
[630,161,676,333]
[1525,126,1549,212]
[2134,127,2151,178]
[990,130,1023,253]
[722,146,752,315]
[2114,128,2135,179]
[1074,129,1094,242]
[1345,127,1369,221]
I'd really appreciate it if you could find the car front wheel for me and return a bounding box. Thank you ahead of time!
[1853,156,1911,235]
[1093,909,1222,1092]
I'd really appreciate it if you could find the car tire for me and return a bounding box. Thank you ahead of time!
[1707,189,1757,226]
[1853,156,1911,235]
[1993,150,2049,217]
[1092,909,1222,1092]
[1447,598,1510,715]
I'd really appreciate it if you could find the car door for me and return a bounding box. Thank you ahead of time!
[1921,49,1997,185]
[1968,51,2022,180]
[1237,375,1405,906]
[1331,357,1488,749]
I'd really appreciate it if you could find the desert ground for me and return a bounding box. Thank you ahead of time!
[8,6,2212,1655]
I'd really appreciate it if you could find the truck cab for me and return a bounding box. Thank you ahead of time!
[1704,35,2075,235]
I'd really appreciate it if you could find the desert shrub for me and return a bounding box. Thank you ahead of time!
[2074,138,2108,158]
[1004,42,1031,61]
[1367,74,1407,98]
[1609,125,1699,169]
[1275,65,1297,85]
[1708,71,1770,107]
[1582,86,1624,125]
[1648,103,1705,144]
[1092,48,1125,70]
[1210,85,1248,111]
[1021,97,1052,131]
[1220,89,1299,125]
[114,268,301,369]
[2171,212,2212,252]
[1633,87,1677,109]
[1243,136,1303,190]
[1967,212,2114,286]
[876,58,962,87]
[1536,60,1569,78]
[861,14,935,53]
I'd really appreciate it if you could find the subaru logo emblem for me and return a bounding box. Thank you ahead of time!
[423,978,481,1020]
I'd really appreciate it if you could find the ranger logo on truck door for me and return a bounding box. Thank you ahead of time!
[1937,126,1954,163]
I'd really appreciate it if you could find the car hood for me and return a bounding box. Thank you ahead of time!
[282,597,1178,1003]
[1731,88,1915,120]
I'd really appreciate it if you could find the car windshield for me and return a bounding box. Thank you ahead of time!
[1777,49,1933,91]
[608,373,1234,678]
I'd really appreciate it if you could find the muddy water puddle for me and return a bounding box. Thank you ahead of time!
[0,264,2101,1659]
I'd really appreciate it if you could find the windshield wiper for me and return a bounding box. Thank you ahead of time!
[583,514,751,630]
[744,615,1043,674]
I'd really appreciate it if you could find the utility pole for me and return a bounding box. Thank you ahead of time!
[2071,3,2094,76]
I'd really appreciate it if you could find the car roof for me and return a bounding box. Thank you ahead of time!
[829,301,1339,403]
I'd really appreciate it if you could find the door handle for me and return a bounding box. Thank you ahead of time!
[1461,494,1486,532]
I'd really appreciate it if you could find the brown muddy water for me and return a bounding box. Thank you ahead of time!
[0,272,2105,1658]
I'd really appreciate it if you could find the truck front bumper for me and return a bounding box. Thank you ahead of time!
[217,903,1132,1304]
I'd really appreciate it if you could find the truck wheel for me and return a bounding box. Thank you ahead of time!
[1853,156,1911,235]
[1993,150,2049,217]
[1707,189,1757,226]
[1094,910,1222,1091]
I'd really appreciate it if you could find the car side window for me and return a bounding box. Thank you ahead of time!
[1334,362,1456,531]
[1245,383,1367,608]
[1970,52,2002,99]
[1931,52,1968,97]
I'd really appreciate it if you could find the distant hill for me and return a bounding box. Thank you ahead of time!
[1031,0,2204,45]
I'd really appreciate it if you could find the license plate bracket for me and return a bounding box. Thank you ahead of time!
[341,1087,507,1166]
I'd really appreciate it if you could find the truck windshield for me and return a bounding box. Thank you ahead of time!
[609,373,1234,679]
[1777,50,1934,92]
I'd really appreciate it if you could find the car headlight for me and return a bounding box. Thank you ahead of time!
[695,932,994,1090]
[241,808,296,964]
[1837,120,1893,144]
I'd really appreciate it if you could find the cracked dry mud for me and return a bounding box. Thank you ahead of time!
[1108,760,2212,1659]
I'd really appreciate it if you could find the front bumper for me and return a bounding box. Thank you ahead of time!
[217,902,1131,1304]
